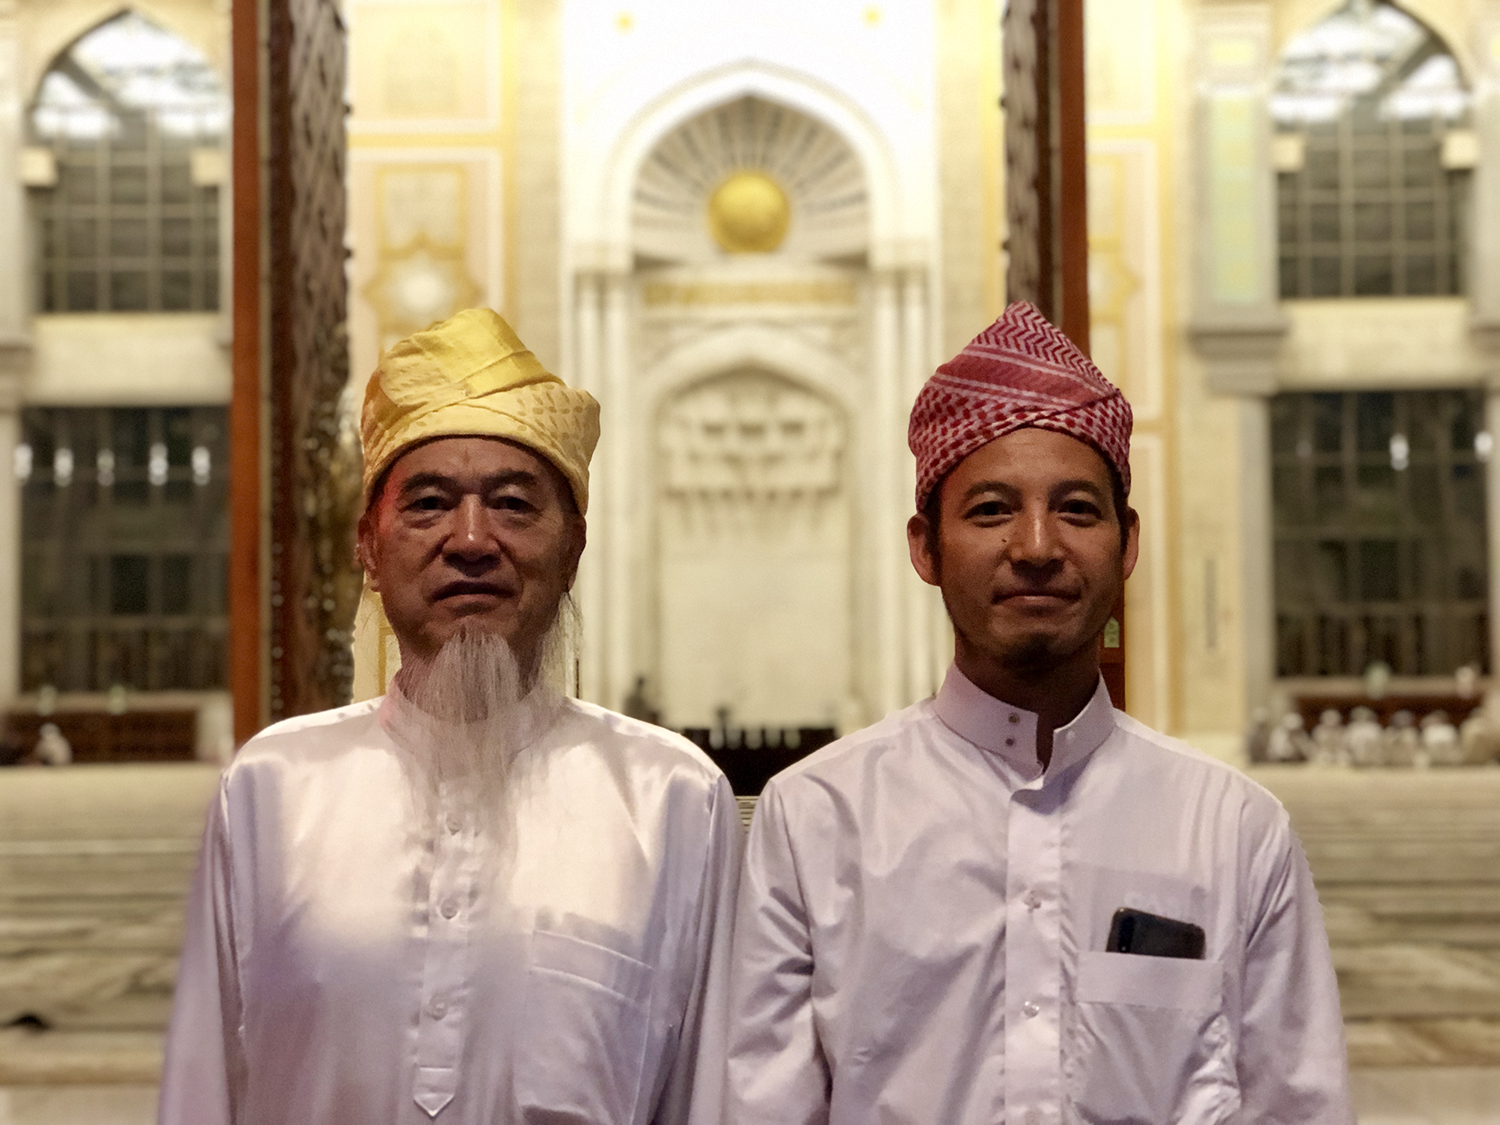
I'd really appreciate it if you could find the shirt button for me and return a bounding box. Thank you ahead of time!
[1008,713,1020,724]
[428,997,448,1020]
[1005,737,1016,747]
[1025,890,1042,911]
[445,815,463,835]
[440,897,460,919]
[1023,999,1041,1018]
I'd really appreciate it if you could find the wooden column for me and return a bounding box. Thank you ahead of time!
[229,0,262,744]
[230,0,359,744]
[1003,0,1125,707]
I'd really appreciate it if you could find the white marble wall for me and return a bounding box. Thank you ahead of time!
[561,13,945,724]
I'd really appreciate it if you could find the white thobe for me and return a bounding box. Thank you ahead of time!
[159,695,742,1125]
[727,667,1353,1125]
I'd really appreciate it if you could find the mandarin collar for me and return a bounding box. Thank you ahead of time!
[376,681,563,757]
[932,664,1116,781]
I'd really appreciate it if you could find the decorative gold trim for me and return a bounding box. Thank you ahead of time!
[643,279,858,307]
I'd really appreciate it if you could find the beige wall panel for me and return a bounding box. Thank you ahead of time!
[509,0,561,372]
[347,0,497,129]
[1088,141,1164,422]
[937,0,1003,358]
[1277,298,1492,388]
[1126,432,1173,730]
[1174,349,1248,742]
[347,150,501,397]
[1086,0,1157,126]
[1204,90,1263,306]
[24,315,229,405]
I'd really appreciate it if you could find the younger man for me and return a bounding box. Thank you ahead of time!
[726,303,1352,1124]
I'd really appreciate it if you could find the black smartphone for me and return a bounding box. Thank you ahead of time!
[1106,907,1206,960]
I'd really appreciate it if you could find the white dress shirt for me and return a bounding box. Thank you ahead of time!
[727,667,1353,1125]
[159,695,741,1125]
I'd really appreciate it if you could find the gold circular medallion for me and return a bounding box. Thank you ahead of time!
[707,171,790,253]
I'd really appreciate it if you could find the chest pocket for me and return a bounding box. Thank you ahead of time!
[515,929,654,1125]
[1070,951,1237,1125]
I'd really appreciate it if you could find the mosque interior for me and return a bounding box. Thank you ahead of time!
[2,0,1500,1120]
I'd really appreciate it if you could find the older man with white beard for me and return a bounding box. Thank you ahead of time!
[159,309,742,1125]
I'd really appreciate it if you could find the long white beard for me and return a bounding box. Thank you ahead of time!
[385,617,567,845]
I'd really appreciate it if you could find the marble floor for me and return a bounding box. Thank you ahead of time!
[2,1071,1498,1124]
[3,763,1500,1122]
[1350,1069,1500,1124]
[1252,767,1500,1071]
[0,1085,156,1125]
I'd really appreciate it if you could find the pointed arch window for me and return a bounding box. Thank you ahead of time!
[1273,0,1472,298]
[27,11,227,313]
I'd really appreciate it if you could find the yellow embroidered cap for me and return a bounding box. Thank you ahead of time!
[360,307,600,513]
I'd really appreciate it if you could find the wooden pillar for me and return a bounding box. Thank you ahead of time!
[230,0,358,743]
[229,0,262,744]
[1003,0,1125,707]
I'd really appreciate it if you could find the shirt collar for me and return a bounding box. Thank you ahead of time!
[932,663,1116,780]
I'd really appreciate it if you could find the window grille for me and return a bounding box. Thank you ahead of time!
[27,12,226,312]
[1273,0,1471,298]
[1272,391,1488,677]
[18,407,229,692]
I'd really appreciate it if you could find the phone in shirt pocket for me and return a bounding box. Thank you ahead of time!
[1106,907,1206,960]
[1073,946,1234,1122]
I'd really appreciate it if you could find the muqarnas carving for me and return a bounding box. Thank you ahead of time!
[658,372,845,539]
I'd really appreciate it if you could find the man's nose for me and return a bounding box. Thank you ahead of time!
[447,496,498,559]
[1009,506,1062,566]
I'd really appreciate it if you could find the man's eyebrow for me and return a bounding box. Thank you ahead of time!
[396,468,540,494]
[959,479,1019,503]
[1049,478,1108,498]
[958,478,1108,503]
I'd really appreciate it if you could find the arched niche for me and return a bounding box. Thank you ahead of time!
[633,95,869,265]
[583,61,907,268]
[653,369,853,729]
[1271,0,1472,299]
[1274,0,1472,78]
[24,4,229,99]
[27,9,228,314]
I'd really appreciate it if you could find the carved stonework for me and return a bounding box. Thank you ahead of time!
[266,0,361,720]
[656,370,853,728]
[634,96,868,263]
[659,372,844,537]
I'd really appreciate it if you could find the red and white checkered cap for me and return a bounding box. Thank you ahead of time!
[908,301,1132,510]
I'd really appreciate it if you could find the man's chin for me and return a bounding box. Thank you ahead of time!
[429,608,519,645]
[997,633,1070,676]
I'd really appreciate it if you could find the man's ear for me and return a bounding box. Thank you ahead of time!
[561,515,587,592]
[908,512,939,587]
[1121,506,1140,582]
[356,507,380,593]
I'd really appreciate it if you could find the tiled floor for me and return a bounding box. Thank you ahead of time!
[1351,1068,1500,1123]
[5,765,1500,1122]
[0,1087,155,1125]
[1,1072,1498,1124]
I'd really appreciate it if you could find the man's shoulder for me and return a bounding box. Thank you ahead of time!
[1108,711,1290,828]
[761,700,931,797]
[556,697,727,788]
[230,698,385,770]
